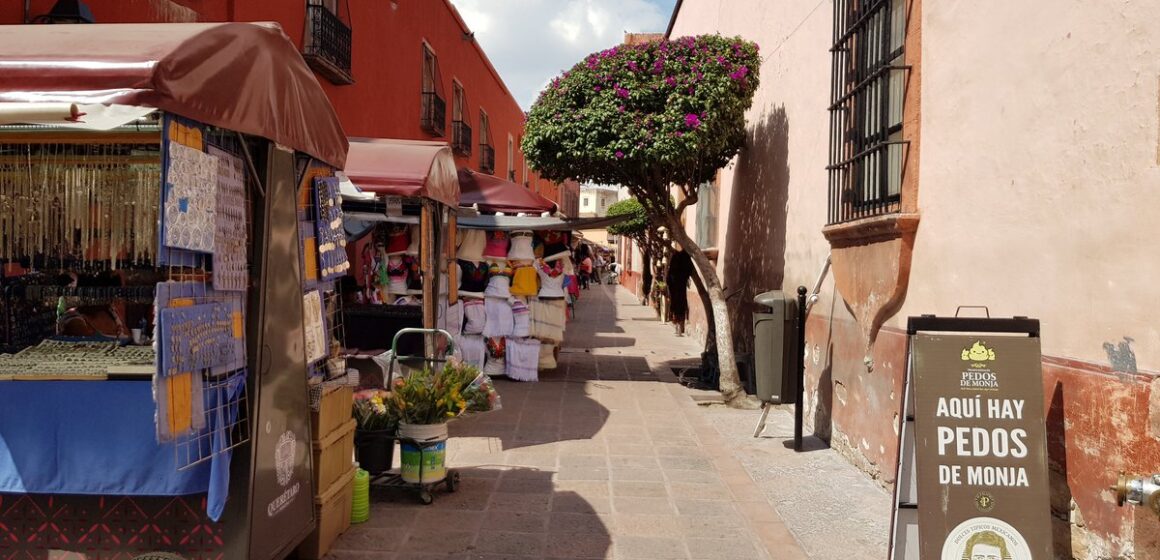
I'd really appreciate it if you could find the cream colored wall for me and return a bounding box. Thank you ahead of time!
[900,1,1160,371]
[670,0,840,312]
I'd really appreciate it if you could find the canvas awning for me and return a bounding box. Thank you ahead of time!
[342,210,627,232]
[0,22,348,167]
[343,139,459,207]
[458,168,558,215]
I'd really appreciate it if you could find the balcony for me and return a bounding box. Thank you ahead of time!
[452,120,472,156]
[302,4,354,85]
[421,92,446,137]
[480,144,495,174]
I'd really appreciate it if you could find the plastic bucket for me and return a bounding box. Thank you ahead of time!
[398,422,448,483]
[354,429,395,475]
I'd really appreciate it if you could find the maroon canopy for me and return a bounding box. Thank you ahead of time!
[458,168,558,214]
[343,139,460,207]
[0,22,348,167]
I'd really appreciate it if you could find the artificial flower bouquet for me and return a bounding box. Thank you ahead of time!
[385,360,502,425]
[352,388,395,431]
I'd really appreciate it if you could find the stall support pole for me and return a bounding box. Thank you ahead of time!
[447,212,458,303]
[420,201,437,356]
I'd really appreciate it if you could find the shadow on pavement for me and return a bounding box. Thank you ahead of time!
[328,467,612,558]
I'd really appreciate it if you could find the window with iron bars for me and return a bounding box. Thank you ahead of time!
[452,82,471,155]
[421,44,446,137]
[827,0,908,225]
[479,110,494,173]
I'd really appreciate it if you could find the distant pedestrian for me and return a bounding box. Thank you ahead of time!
[579,255,593,289]
[666,247,693,336]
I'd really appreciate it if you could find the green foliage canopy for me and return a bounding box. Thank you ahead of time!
[605,198,648,239]
[522,35,761,192]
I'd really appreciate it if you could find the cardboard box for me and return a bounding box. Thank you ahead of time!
[312,418,355,492]
[296,465,356,560]
[311,384,353,441]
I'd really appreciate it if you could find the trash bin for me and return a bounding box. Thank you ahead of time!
[752,291,800,404]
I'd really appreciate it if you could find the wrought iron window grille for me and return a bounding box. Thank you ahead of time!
[827,0,910,225]
[303,2,353,85]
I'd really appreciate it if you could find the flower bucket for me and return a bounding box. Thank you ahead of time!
[354,428,395,475]
[398,422,448,483]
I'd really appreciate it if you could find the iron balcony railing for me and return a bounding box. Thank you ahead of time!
[452,120,472,156]
[303,3,353,85]
[480,144,495,174]
[421,92,446,137]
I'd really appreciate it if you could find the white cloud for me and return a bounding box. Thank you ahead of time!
[450,0,674,109]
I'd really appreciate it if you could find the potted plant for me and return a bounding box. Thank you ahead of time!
[352,389,396,475]
[385,361,499,483]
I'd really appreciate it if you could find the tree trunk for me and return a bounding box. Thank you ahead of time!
[688,262,716,352]
[662,213,744,405]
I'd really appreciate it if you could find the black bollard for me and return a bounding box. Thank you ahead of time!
[794,285,807,452]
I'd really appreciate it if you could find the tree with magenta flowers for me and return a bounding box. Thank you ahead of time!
[523,35,760,404]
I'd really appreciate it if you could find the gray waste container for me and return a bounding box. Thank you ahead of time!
[752,291,800,404]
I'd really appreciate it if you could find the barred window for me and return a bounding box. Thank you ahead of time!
[827,0,907,224]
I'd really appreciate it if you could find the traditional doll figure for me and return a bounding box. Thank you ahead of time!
[385,254,409,296]
[484,261,514,299]
[384,223,410,256]
[372,242,391,304]
[536,258,566,299]
[456,229,488,299]
[483,230,510,262]
[540,230,571,262]
[508,230,539,297]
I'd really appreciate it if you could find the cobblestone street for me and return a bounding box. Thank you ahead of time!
[328,284,889,559]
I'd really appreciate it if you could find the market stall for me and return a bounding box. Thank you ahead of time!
[449,170,626,381]
[337,139,459,375]
[0,22,349,560]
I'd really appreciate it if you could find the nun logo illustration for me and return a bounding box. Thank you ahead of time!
[941,517,1032,560]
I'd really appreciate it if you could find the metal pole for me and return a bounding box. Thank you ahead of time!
[794,285,807,451]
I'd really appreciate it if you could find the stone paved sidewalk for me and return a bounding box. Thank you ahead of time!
[327,284,888,559]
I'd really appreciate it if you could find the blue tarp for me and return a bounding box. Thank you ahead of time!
[0,381,226,513]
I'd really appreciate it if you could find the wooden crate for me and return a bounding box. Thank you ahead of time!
[312,384,353,441]
[296,465,356,560]
[313,418,355,492]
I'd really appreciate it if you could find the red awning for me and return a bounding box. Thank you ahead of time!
[343,138,460,207]
[0,22,348,167]
[458,168,558,215]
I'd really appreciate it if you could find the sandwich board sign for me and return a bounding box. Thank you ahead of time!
[890,316,1052,560]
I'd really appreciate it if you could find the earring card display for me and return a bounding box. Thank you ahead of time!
[303,289,327,364]
[314,177,349,281]
[208,146,248,292]
[157,303,240,377]
[163,142,219,254]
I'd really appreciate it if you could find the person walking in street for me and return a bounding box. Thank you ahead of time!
[593,253,606,285]
[666,246,693,336]
[580,254,593,289]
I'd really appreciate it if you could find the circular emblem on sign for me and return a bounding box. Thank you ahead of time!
[275,430,297,487]
[975,492,996,513]
[941,517,1032,560]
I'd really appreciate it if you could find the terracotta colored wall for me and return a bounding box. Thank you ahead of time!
[1,0,573,209]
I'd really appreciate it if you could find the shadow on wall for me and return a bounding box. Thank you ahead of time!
[1046,381,1076,559]
[723,105,791,355]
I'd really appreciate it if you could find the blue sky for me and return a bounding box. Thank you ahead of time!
[450,0,679,110]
